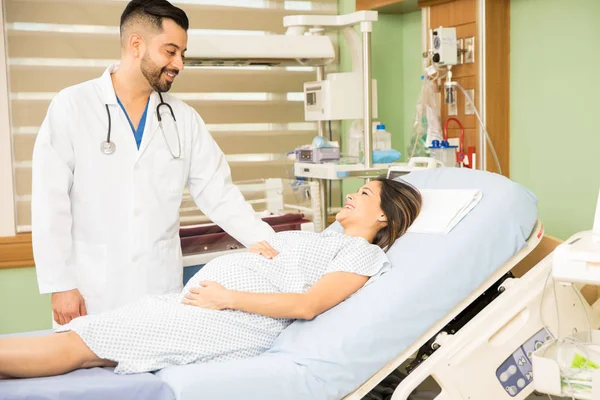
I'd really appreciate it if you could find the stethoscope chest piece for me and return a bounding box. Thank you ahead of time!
[101,141,116,155]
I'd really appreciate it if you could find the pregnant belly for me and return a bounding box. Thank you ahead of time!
[182,261,280,295]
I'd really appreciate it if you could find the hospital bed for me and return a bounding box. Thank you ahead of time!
[1,167,569,400]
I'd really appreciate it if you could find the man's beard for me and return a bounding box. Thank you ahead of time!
[140,54,174,93]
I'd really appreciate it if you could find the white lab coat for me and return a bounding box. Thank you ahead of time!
[31,64,275,315]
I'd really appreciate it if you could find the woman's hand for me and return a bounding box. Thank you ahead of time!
[182,281,232,310]
[248,241,279,259]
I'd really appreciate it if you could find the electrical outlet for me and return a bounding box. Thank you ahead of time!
[456,38,464,64]
[465,37,475,64]
[464,89,475,115]
[446,86,458,116]
[448,103,458,116]
[448,102,458,117]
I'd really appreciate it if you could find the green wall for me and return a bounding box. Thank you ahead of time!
[0,267,51,334]
[510,0,600,240]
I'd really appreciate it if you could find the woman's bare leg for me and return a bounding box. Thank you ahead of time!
[0,331,116,378]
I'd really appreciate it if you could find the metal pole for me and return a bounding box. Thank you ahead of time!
[362,29,373,177]
[478,0,487,171]
[316,65,328,231]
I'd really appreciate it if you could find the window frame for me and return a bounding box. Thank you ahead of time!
[0,3,34,269]
[0,2,17,239]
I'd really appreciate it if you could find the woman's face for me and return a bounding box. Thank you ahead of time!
[336,180,386,227]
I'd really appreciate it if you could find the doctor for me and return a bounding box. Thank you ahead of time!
[31,0,275,326]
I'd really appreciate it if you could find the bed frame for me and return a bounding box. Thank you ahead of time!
[346,219,550,399]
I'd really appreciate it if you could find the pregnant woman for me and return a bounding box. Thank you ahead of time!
[0,177,421,379]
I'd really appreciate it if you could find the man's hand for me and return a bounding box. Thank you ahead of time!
[182,281,232,310]
[52,289,87,325]
[248,241,279,259]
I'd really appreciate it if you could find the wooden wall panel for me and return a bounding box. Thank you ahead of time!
[430,0,476,27]
[0,234,34,269]
[429,0,479,167]
[485,0,510,175]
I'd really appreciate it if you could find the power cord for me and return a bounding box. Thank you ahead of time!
[454,82,502,175]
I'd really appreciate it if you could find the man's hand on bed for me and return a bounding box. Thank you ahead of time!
[248,241,279,259]
[182,281,232,310]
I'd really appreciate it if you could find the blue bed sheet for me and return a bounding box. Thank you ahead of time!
[0,364,175,400]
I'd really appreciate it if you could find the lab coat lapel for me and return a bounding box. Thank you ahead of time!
[99,64,157,164]
[135,91,160,163]
[99,64,140,160]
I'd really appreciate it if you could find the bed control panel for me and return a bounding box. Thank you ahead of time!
[496,328,552,397]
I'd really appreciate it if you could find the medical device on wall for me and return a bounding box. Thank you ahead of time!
[431,27,458,66]
[304,72,378,121]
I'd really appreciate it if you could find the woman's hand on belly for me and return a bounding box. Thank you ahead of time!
[182,281,233,310]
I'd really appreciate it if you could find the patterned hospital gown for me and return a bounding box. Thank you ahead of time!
[59,230,391,374]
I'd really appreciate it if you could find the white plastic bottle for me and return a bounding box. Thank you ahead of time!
[374,124,392,151]
[347,120,364,162]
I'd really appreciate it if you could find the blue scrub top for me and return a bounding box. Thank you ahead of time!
[117,96,150,150]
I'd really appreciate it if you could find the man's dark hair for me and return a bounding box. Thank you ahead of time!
[120,0,189,37]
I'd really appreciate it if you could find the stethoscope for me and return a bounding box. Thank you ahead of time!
[100,92,182,159]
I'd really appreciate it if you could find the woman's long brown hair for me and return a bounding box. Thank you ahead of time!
[373,177,422,252]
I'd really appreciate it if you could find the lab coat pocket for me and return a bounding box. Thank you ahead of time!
[157,236,184,293]
[154,153,185,196]
[73,241,107,299]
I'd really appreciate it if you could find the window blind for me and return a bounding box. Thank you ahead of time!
[4,0,339,231]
